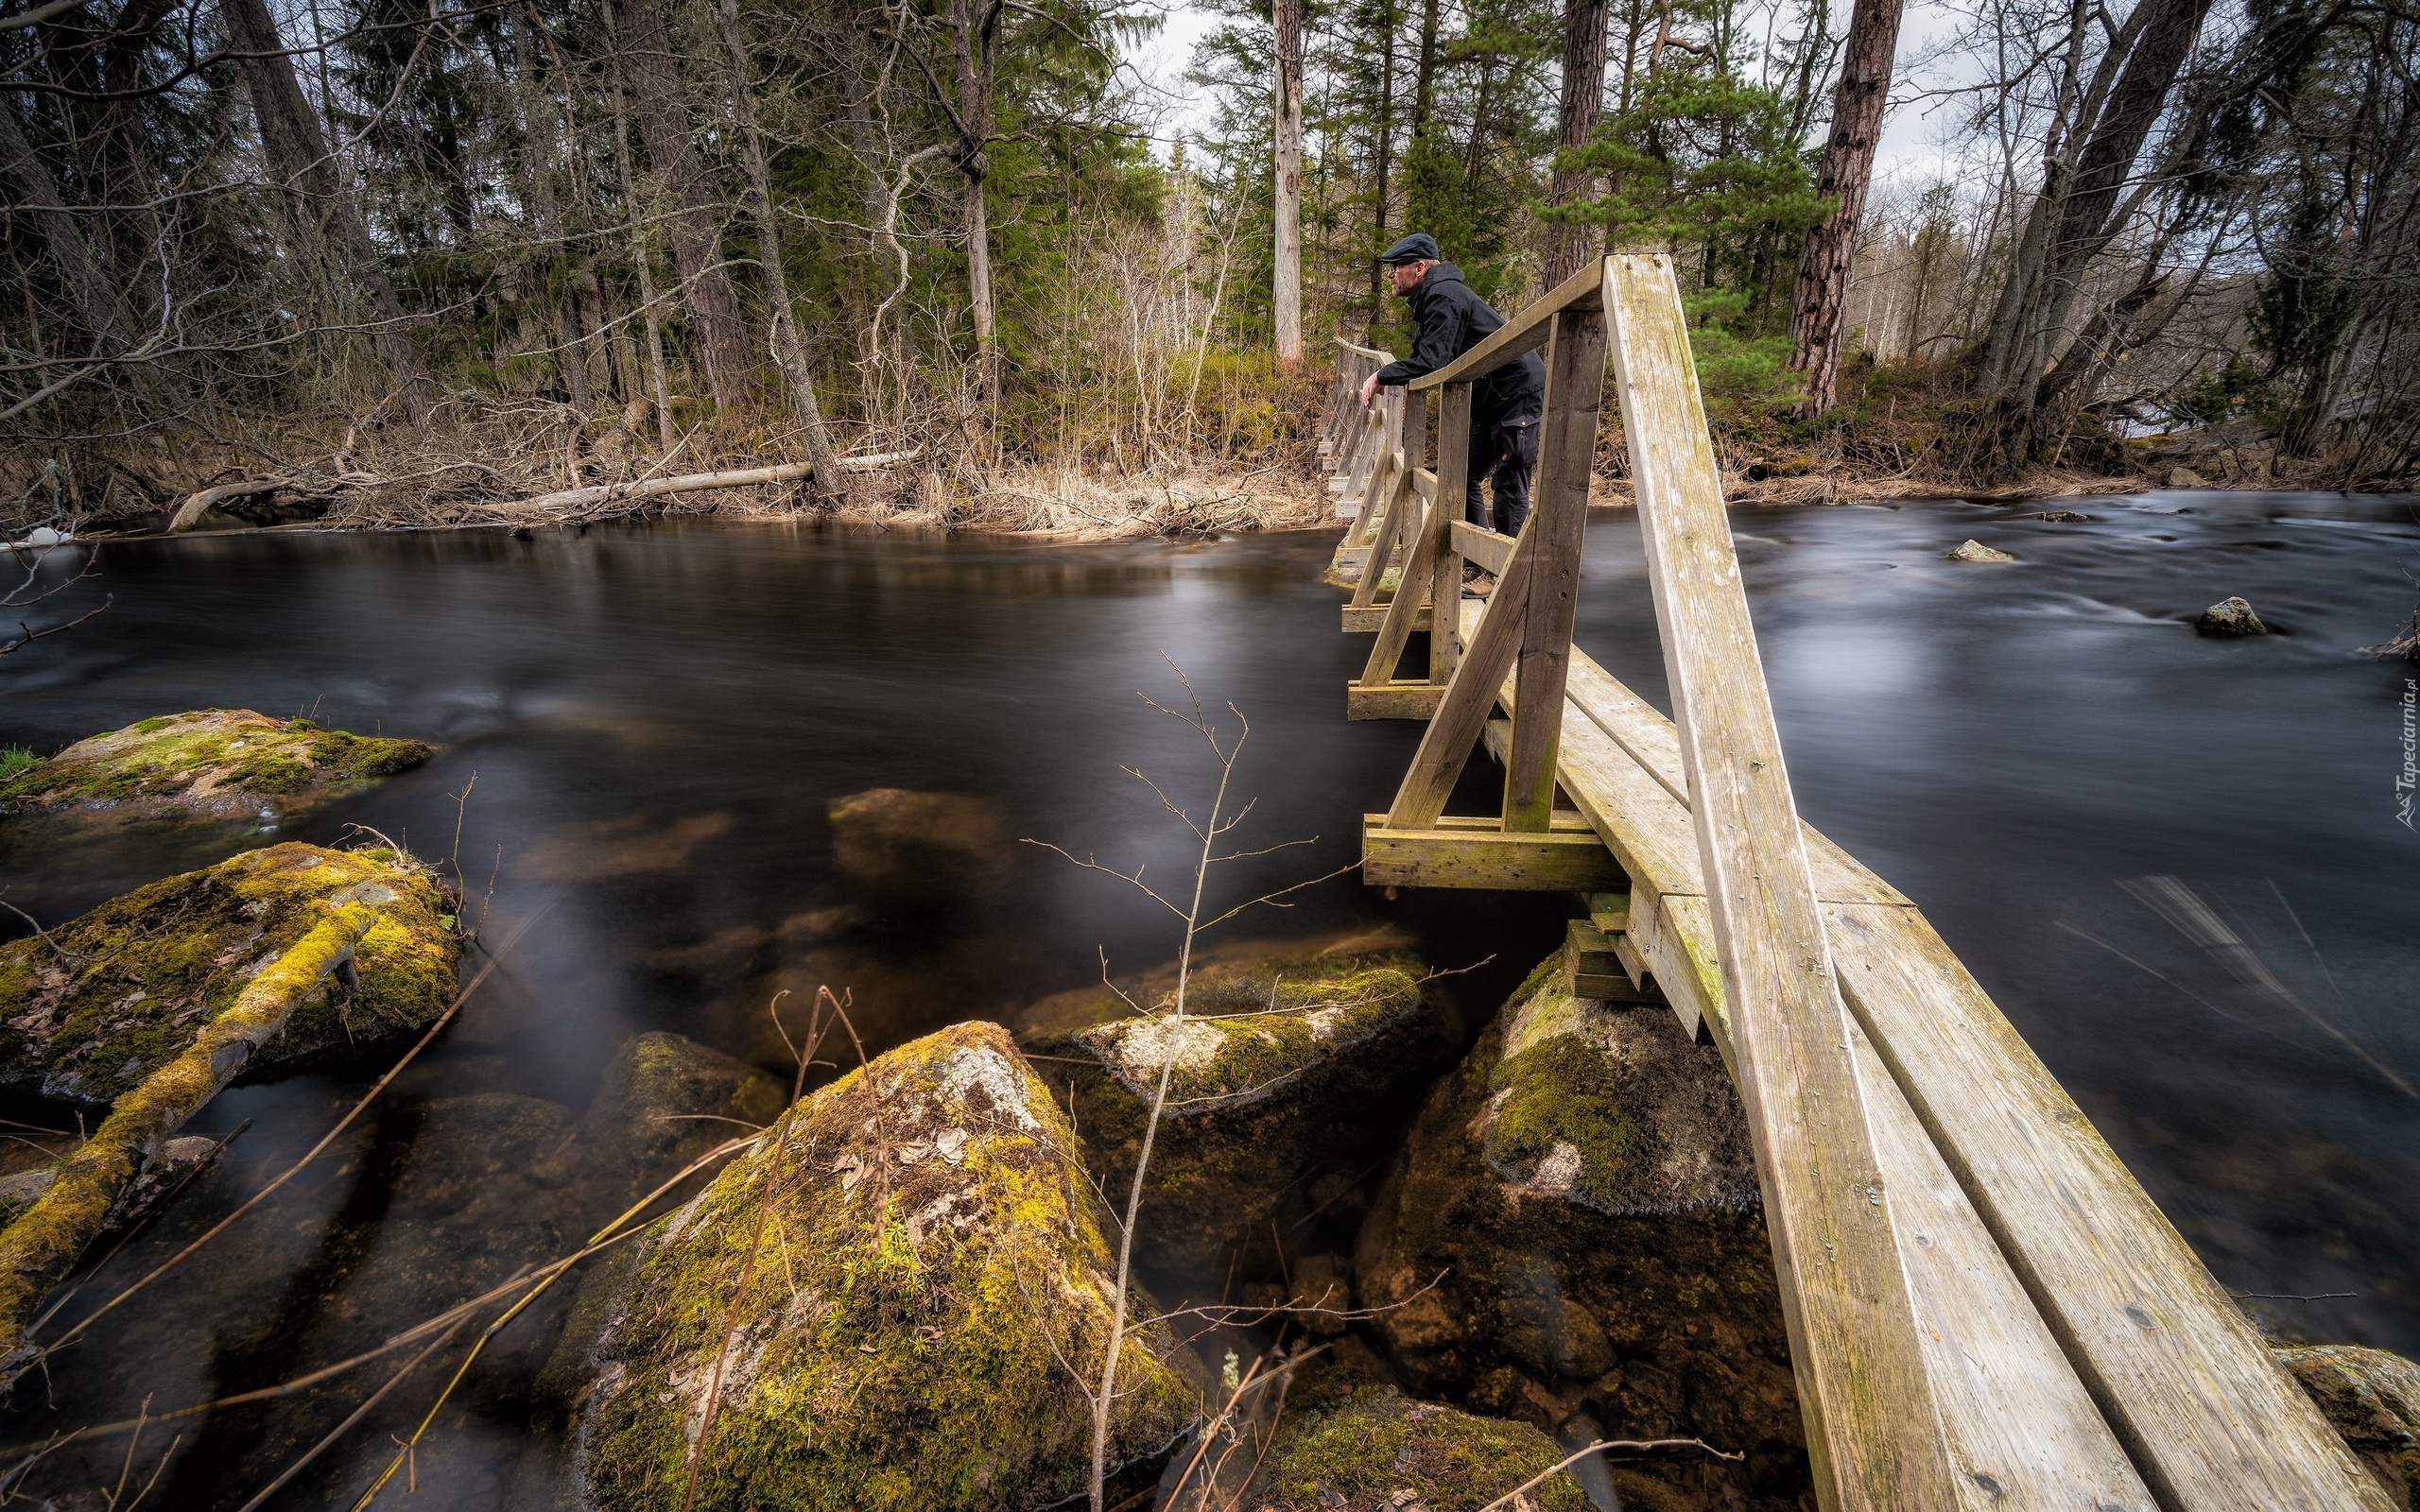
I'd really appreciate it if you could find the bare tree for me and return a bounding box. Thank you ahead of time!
[612,0,757,413]
[221,0,438,430]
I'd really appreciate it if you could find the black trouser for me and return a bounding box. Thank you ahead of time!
[1465,407,1540,537]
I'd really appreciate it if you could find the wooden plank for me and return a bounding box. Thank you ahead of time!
[1350,460,1414,608]
[1845,998,2161,1512]
[1407,256,1605,392]
[1341,603,1431,633]
[1361,813,1622,891]
[1362,392,1457,688]
[1606,250,1956,1511]
[1345,679,1445,720]
[1588,891,1631,933]
[1824,901,2396,1512]
[1610,931,1650,989]
[1564,653,1910,907]
[1451,519,1514,575]
[1504,305,1607,832]
[1382,500,1539,831]
[1565,919,1622,977]
[1572,971,1658,1002]
[1428,384,1471,686]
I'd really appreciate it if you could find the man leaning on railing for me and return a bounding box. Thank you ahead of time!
[1358,233,1547,571]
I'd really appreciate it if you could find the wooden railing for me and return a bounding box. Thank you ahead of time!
[1312,256,2391,1512]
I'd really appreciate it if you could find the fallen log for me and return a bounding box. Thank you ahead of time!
[165,477,296,533]
[495,451,918,516]
[165,452,919,534]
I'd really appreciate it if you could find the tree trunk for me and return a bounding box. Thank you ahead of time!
[950,0,1002,415]
[717,0,845,494]
[222,0,437,429]
[1273,0,1305,367]
[0,96,159,403]
[1369,0,1396,300]
[1786,0,1906,413]
[611,0,754,413]
[609,71,679,450]
[1543,0,1611,286]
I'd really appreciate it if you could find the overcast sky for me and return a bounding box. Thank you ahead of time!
[1122,0,1982,186]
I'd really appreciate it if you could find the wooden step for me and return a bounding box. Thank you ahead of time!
[1347,679,1445,721]
[1362,812,1622,891]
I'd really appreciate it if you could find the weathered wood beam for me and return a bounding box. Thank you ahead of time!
[1608,252,1960,1511]
[1451,519,1514,576]
[1428,383,1472,686]
[1345,679,1446,720]
[1361,813,1622,891]
[1341,603,1431,633]
[1503,303,1607,832]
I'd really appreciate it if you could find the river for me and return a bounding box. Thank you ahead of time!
[1,490,2413,1507]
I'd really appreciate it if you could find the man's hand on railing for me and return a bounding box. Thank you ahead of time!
[1360,372,1380,408]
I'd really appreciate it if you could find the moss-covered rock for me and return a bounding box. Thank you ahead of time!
[1354,948,1803,1512]
[0,709,430,822]
[1037,933,1450,1261]
[576,1020,1197,1511]
[0,841,459,1102]
[1250,1389,1585,1511]
[2273,1343,2420,1508]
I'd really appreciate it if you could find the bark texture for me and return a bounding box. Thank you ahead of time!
[1542,0,1611,287]
[1273,0,1305,367]
[612,0,755,411]
[1787,0,1905,413]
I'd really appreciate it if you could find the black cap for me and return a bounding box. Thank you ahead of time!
[1378,232,1440,265]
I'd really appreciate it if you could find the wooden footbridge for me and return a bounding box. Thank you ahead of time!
[1319,255,2387,1512]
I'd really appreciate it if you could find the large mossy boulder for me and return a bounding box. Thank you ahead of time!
[2273,1344,2420,1508]
[1250,1389,1585,1511]
[0,710,430,822]
[576,1020,1197,1511]
[1355,952,1803,1512]
[0,842,458,1103]
[1036,935,1449,1261]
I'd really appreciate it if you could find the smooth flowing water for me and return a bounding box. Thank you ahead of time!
[0,490,2412,1507]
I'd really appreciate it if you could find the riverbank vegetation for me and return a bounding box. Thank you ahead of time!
[1,0,2413,541]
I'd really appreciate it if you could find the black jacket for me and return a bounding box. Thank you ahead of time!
[1372,262,1545,420]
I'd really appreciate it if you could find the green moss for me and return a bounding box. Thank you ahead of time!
[0,842,460,1102]
[0,709,432,817]
[1487,1033,1652,1212]
[580,1022,1195,1512]
[1256,1391,1585,1511]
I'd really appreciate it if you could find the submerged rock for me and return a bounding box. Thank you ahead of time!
[1946,539,2014,562]
[0,842,459,1103]
[1040,935,1448,1259]
[2038,509,2093,522]
[1249,1390,1584,1511]
[1355,953,1802,1511]
[574,1031,788,1217]
[2273,1343,2420,1508]
[0,710,429,823]
[575,1021,1196,1511]
[2196,595,2271,635]
[827,787,1005,893]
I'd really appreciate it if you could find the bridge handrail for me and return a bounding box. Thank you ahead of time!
[1405,256,1603,392]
